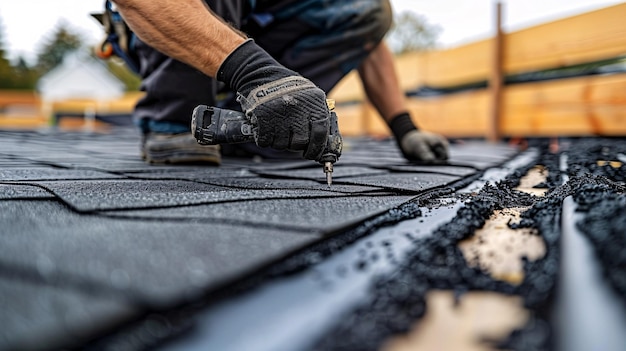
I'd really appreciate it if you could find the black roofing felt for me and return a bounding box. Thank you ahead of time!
[0,129,517,349]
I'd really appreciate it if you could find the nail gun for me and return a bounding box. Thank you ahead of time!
[191,100,342,186]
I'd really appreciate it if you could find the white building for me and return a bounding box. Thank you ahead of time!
[38,51,125,101]
[37,51,126,128]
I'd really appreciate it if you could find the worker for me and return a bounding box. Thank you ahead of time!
[111,0,449,165]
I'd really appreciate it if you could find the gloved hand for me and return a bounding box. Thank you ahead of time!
[217,39,330,161]
[400,130,449,162]
[388,112,449,162]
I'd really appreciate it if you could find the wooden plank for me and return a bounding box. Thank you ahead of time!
[328,51,428,103]
[335,103,367,136]
[463,74,626,136]
[332,73,489,137]
[406,91,490,137]
[334,72,626,137]
[396,51,428,91]
[328,71,363,103]
[502,74,626,136]
[419,40,491,89]
[505,3,626,74]
[368,3,626,89]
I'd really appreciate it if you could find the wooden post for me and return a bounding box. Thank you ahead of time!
[489,1,503,142]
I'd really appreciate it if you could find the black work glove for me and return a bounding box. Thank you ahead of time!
[217,39,330,161]
[388,112,449,162]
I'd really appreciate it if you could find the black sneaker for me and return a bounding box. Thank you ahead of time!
[142,133,221,165]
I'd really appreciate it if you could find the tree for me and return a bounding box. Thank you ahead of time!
[11,57,38,90]
[35,22,84,74]
[386,11,441,55]
[0,15,15,89]
[0,13,38,89]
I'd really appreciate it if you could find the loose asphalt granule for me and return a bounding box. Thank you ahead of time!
[314,138,626,351]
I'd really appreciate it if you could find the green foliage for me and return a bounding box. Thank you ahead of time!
[35,24,85,74]
[10,57,38,89]
[0,20,86,90]
[0,20,134,91]
[386,11,441,55]
[0,18,36,90]
[0,15,15,89]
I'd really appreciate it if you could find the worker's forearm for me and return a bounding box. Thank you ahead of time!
[357,42,406,122]
[113,0,246,77]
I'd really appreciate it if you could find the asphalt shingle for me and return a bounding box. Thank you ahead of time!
[0,279,137,351]
[338,173,460,192]
[34,179,387,211]
[0,184,55,200]
[0,200,318,304]
[0,129,517,349]
[102,195,414,231]
[0,168,123,181]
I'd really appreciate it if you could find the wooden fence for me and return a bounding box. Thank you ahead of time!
[329,2,626,137]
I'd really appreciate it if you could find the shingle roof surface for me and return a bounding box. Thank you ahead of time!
[0,129,517,349]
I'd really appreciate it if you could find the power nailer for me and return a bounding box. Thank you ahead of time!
[191,100,342,186]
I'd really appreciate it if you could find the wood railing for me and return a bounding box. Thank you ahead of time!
[329,2,626,137]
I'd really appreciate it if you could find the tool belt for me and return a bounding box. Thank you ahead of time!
[92,0,139,73]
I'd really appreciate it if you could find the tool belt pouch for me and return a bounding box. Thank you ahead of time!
[92,0,140,73]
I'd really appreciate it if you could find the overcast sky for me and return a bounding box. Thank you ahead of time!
[0,0,623,64]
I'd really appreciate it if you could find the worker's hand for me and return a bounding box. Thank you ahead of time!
[400,130,449,162]
[217,39,330,161]
[238,77,330,160]
[387,112,448,163]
